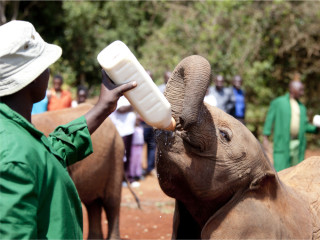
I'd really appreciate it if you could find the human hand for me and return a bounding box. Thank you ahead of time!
[97,70,137,115]
[84,70,137,134]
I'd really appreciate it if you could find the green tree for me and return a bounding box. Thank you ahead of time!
[59,1,166,89]
[1,0,320,140]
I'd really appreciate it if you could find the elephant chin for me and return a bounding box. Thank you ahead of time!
[155,129,189,197]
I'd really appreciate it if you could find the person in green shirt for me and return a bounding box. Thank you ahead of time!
[263,80,318,172]
[0,21,136,239]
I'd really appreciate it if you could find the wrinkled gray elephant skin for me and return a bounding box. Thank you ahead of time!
[155,55,320,239]
[33,104,124,239]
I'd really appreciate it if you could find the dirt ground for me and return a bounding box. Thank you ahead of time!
[82,149,320,240]
[82,172,175,240]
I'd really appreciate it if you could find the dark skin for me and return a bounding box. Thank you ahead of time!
[53,77,63,92]
[77,89,87,104]
[51,77,64,99]
[289,80,304,100]
[232,75,242,90]
[215,75,224,91]
[1,69,136,135]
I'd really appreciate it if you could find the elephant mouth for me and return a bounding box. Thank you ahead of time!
[155,128,204,154]
[154,128,176,149]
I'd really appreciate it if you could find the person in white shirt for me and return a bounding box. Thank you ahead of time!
[71,85,88,108]
[109,96,136,181]
[204,87,217,107]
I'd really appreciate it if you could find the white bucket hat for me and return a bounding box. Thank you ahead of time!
[0,20,62,97]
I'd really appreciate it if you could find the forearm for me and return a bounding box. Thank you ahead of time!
[48,116,93,166]
[84,70,137,135]
[84,101,114,135]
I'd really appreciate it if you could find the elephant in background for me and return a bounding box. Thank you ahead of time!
[32,103,124,239]
[155,55,320,239]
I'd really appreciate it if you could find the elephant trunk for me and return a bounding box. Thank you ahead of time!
[164,55,212,129]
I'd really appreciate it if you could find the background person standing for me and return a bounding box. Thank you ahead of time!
[212,75,235,114]
[109,96,137,183]
[72,85,88,108]
[263,80,318,171]
[47,74,72,111]
[230,75,246,124]
[142,70,157,176]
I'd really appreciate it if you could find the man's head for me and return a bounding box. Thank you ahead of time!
[164,71,171,84]
[215,75,225,90]
[77,85,88,104]
[289,80,304,100]
[232,75,243,90]
[0,20,62,98]
[53,74,63,92]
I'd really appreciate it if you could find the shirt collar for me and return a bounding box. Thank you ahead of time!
[0,102,44,138]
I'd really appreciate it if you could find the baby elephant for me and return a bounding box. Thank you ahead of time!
[154,55,320,239]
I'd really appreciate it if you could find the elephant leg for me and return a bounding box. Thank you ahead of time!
[103,196,121,240]
[86,200,103,239]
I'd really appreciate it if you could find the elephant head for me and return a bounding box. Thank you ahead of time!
[155,55,276,239]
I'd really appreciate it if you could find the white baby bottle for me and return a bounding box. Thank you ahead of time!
[97,40,176,131]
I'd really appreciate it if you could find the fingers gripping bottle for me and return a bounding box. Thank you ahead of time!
[97,40,176,131]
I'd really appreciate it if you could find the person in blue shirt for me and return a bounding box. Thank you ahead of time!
[31,90,49,114]
[230,75,246,124]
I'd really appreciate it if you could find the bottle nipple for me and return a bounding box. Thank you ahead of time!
[164,117,176,131]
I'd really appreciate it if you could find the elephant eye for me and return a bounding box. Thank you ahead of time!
[219,129,231,142]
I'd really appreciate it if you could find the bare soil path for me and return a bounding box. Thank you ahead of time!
[83,174,174,240]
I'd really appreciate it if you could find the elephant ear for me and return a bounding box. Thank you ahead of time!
[172,200,202,239]
[249,170,276,190]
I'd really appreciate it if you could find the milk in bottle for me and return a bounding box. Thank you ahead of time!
[97,40,176,131]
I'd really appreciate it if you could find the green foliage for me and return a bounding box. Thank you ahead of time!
[2,1,320,143]
[60,1,166,87]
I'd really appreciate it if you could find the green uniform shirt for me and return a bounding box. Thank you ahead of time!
[0,103,93,239]
[263,93,317,171]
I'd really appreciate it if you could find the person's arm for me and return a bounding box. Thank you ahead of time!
[47,116,94,166]
[117,105,133,113]
[116,96,133,114]
[262,101,276,150]
[46,70,137,166]
[226,88,235,115]
[85,70,136,134]
[304,115,318,134]
[263,101,276,136]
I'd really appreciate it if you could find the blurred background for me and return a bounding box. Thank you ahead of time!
[1,0,319,146]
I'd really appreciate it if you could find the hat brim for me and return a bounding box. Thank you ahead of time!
[0,42,62,97]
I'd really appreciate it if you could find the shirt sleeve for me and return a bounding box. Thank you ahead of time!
[0,162,38,239]
[263,100,276,136]
[304,116,318,134]
[47,116,93,166]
